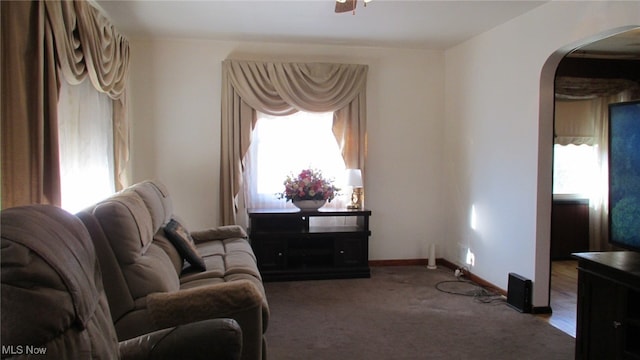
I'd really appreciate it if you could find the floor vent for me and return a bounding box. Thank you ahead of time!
[507,272,532,313]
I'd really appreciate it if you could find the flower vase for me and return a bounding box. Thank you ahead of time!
[292,199,326,211]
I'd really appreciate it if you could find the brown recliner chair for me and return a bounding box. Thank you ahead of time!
[1,204,242,359]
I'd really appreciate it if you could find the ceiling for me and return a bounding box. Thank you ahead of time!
[95,0,640,61]
[95,0,549,50]
[568,28,640,60]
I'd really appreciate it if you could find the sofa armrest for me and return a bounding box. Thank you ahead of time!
[147,280,262,324]
[147,280,263,360]
[119,318,242,360]
[190,225,247,243]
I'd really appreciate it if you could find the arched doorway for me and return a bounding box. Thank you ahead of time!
[537,26,640,336]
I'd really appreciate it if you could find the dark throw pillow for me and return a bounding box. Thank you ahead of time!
[164,218,206,272]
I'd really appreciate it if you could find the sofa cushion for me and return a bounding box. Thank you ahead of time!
[94,195,155,256]
[91,192,180,300]
[153,229,184,275]
[196,238,256,261]
[180,266,226,286]
[179,239,263,287]
[191,225,248,243]
[130,180,173,230]
[195,241,225,257]
[225,251,262,278]
[165,218,206,272]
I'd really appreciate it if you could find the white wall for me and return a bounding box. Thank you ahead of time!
[444,1,639,307]
[129,39,445,261]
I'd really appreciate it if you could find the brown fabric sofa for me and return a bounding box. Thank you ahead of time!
[76,180,269,360]
[1,204,242,360]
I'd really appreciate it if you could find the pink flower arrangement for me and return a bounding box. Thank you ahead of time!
[278,169,340,202]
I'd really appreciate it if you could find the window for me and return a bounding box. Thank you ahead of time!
[553,144,599,197]
[57,78,115,213]
[244,111,347,209]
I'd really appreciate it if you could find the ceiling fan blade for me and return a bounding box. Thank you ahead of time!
[335,0,357,13]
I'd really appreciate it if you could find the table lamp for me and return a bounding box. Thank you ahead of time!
[345,169,363,209]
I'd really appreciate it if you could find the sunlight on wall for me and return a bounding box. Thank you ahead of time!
[470,204,478,231]
[464,204,478,268]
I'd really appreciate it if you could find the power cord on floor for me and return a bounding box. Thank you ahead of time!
[435,278,506,305]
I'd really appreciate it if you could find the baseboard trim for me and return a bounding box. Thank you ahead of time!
[465,272,507,297]
[532,306,553,315]
[435,258,457,271]
[368,258,429,267]
[368,258,455,267]
[369,258,507,297]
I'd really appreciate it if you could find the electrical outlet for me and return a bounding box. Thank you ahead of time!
[465,248,475,267]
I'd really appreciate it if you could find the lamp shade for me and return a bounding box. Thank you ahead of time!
[345,169,363,187]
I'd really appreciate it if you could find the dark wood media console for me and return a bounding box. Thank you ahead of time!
[248,208,371,281]
[573,251,640,359]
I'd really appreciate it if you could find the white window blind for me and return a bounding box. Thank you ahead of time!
[57,78,115,213]
[244,111,347,210]
[553,144,599,197]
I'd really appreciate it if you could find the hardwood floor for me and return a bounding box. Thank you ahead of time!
[536,260,578,337]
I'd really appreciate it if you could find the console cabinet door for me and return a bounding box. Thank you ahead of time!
[335,237,366,267]
[576,270,626,359]
[255,238,287,270]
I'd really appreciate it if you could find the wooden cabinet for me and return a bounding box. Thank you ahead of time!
[551,197,590,260]
[573,252,640,359]
[248,208,371,281]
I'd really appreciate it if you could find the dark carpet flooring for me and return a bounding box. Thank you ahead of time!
[264,266,574,360]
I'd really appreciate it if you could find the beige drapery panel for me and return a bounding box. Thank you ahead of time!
[221,60,368,224]
[1,0,129,209]
[554,91,634,251]
[588,92,633,251]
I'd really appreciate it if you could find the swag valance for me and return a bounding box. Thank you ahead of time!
[220,60,368,224]
[1,0,129,209]
[48,1,129,97]
[555,76,639,100]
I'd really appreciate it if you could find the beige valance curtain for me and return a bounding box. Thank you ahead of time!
[555,76,640,101]
[554,99,597,145]
[1,0,129,209]
[221,60,368,224]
